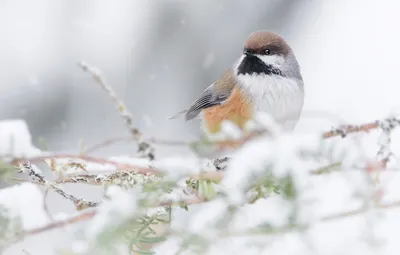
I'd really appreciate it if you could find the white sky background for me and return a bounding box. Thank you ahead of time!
[297,0,400,127]
[2,0,400,254]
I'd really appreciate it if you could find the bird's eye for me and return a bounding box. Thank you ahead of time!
[264,48,271,55]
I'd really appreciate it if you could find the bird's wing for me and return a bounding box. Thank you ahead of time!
[185,70,236,121]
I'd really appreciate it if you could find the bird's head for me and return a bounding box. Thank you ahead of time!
[236,31,301,79]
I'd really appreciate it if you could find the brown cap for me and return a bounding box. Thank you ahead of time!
[244,31,291,56]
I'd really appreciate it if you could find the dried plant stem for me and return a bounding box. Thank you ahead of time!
[79,61,155,160]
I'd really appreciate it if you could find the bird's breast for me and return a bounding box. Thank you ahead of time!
[200,74,304,137]
[237,74,304,130]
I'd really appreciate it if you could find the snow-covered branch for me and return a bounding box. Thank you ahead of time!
[2,63,400,255]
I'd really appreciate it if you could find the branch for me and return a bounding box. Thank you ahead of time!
[212,117,400,151]
[83,117,400,156]
[19,197,206,238]
[18,162,99,210]
[85,136,190,154]
[12,154,160,176]
[24,196,400,241]
[322,121,379,138]
[79,61,155,160]
[16,179,400,242]
[194,199,400,239]
[23,210,97,236]
[320,199,400,221]
[194,160,391,183]
[54,170,160,186]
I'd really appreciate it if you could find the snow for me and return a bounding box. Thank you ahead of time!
[153,156,205,179]
[0,119,42,160]
[0,183,49,231]
[220,120,242,140]
[188,198,227,235]
[85,185,137,240]
[153,237,181,255]
[250,112,282,137]
[71,240,89,253]
[231,197,291,230]
[220,133,321,204]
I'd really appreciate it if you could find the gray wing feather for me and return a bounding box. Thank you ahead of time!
[185,83,230,121]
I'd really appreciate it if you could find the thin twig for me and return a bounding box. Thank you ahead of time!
[155,197,207,208]
[322,122,379,138]
[85,136,135,154]
[212,117,400,151]
[16,186,400,241]
[12,154,160,176]
[19,197,205,238]
[80,117,400,161]
[309,162,343,175]
[85,136,190,154]
[18,162,99,210]
[321,199,400,221]
[23,210,97,236]
[204,199,400,239]
[79,61,155,160]
[25,197,400,239]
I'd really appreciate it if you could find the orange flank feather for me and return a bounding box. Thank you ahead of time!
[202,88,252,133]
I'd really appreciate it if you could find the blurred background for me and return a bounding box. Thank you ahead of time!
[2,0,400,254]
[1,0,399,157]
[1,0,320,158]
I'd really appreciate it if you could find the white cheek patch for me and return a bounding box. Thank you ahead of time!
[256,54,285,68]
[234,54,246,72]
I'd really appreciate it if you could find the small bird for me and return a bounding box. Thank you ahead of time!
[182,31,304,139]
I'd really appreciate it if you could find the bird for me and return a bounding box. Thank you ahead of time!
[181,31,304,140]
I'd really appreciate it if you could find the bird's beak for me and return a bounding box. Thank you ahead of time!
[243,49,254,56]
